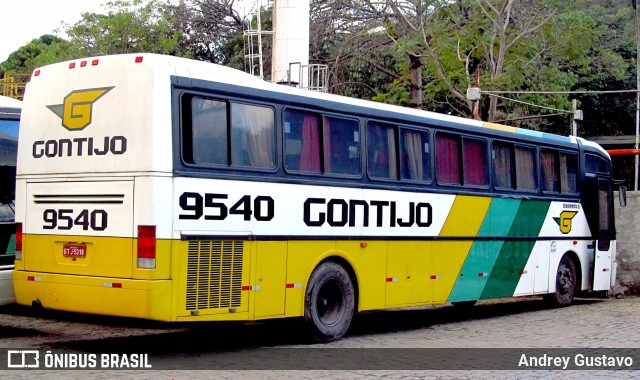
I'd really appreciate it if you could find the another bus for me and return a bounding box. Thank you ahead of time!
[13,54,617,342]
[0,94,21,305]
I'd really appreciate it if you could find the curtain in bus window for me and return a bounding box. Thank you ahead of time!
[191,98,228,165]
[323,118,332,173]
[560,153,578,193]
[401,129,430,181]
[541,150,559,192]
[324,116,360,175]
[436,134,461,184]
[515,146,536,190]
[493,142,513,188]
[231,103,275,169]
[463,138,488,186]
[367,122,397,179]
[300,113,321,172]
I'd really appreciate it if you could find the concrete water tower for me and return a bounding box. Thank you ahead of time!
[272,0,310,84]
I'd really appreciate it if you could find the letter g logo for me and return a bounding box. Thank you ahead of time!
[553,211,578,234]
[47,87,114,131]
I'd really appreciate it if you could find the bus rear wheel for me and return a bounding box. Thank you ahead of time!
[544,255,577,307]
[304,261,355,343]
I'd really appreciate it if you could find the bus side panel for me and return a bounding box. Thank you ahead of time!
[252,240,287,319]
[336,240,387,312]
[433,195,491,303]
[448,198,519,302]
[284,240,335,317]
[385,241,433,307]
[481,200,550,299]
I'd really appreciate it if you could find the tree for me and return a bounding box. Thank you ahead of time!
[64,0,181,56]
[166,0,245,64]
[0,35,72,74]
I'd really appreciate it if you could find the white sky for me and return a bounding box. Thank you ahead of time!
[0,0,259,63]
[1,0,108,62]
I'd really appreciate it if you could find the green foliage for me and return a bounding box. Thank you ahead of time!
[0,35,72,74]
[65,0,181,57]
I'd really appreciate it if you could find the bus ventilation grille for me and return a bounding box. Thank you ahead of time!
[186,240,243,311]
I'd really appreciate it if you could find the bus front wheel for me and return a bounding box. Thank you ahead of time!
[544,255,577,307]
[304,261,355,343]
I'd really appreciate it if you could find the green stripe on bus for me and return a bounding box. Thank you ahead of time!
[447,198,520,302]
[479,200,550,300]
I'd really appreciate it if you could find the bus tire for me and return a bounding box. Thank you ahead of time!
[544,255,577,307]
[304,261,355,343]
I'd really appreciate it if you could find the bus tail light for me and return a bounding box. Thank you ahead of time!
[15,222,23,260]
[137,225,156,269]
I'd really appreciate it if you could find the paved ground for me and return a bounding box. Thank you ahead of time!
[1,295,639,379]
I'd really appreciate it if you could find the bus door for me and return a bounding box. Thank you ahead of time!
[593,178,614,291]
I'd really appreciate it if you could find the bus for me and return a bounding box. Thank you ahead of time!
[0,94,21,305]
[13,54,617,342]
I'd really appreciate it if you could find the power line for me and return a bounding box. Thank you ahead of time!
[482,89,640,95]
[485,93,573,114]
[494,112,568,123]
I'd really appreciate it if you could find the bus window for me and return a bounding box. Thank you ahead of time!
[493,141,514,189]
[323,116,360,176]
[560,153,578,193]
[585,154,610,174]
[436,133,462,185]
[284,109,321,173]
[230,103,275,169]
[400,128,430,182]
[463,138,488,186]
[541,149,559,192]
[190,97,228,165]
[515,146,536,191]
[367,122,397,179]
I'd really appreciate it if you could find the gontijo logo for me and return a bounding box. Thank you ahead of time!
[47,87,114,131]
[554,211,578,234]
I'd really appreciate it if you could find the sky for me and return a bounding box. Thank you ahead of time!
[1,0,258,63]
[1,1,115,62]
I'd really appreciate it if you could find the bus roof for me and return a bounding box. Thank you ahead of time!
[29,53,578,149]
[0,95,21,120]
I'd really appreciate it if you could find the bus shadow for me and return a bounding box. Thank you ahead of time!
[43,297,605,353]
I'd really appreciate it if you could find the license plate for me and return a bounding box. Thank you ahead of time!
[63,244,86,258]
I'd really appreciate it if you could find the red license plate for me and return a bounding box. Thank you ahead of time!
[63,244,86,258]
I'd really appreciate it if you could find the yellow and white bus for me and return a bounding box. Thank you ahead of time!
[14,54,617,342]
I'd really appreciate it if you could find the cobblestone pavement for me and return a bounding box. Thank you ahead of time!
[1,296,639,379]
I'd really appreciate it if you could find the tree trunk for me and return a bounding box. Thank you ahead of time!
[409,53,423,109]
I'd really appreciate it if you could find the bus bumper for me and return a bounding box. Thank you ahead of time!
[13,271,173,321]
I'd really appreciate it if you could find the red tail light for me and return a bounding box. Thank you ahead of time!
[15,222,23,260]
[137,225,156,269]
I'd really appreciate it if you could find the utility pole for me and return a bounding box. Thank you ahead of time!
[632,0,640,190]
[571,99,582,137]
[467,68,482,121]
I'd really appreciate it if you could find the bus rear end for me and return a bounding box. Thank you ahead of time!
[13,54,175,320]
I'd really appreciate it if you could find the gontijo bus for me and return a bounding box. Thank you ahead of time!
[14,54,617,342]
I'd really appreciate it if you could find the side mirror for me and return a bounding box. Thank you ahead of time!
[619,186,627,207]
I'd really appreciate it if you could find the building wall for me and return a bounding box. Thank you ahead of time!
[614,191,640,294]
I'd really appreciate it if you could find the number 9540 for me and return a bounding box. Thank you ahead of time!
[43,209,108,231]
